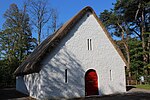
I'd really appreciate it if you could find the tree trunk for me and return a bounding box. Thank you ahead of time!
[38,24,42,45]
[118,23,131,85]
[148,35,150,64]
[124,39,131,85]
[141,10,148,75]
[38,28,41,45]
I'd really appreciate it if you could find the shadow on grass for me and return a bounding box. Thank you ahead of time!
[0,88,29,100]
[126,85,136,91]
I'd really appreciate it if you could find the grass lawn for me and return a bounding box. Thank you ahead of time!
[135,84,150,90]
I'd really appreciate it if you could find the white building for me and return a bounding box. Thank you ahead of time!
[14,6,127,99]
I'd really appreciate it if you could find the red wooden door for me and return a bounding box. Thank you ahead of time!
[85,69,99,96]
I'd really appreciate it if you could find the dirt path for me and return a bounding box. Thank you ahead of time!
[73,92,150,100]
[71,88,150,100]
[0,88,34,100]
[0,88,150,100]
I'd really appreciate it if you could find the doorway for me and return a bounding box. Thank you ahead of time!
[85,69,99,96]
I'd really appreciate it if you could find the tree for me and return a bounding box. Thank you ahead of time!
[50,8,58,33]
[99,9,132,84]
[129,38,144,77]
[26,0,52,45]
[0,3,37,87]
[99,0,150,84]
[1,3,36,61]
[114,0,150,72]
[46,8,63,37]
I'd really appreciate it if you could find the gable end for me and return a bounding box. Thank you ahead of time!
[14,6,127,76]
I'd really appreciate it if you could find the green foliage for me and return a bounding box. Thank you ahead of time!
[135,84,150,90]
[145,64,150,69]
[129,38,144,76]
[99,9,126,37]
[100,0,150,83]
[0,4,37,88]
[0,59,19,88]
[114,0,150,22]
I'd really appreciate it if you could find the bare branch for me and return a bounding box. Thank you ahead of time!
[135,3,141,20]
[26,0,51,45]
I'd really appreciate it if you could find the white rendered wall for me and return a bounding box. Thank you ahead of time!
[17,11,126,99]
[16,73,41,99]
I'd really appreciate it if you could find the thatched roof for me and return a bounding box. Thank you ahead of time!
[14,6,127,76]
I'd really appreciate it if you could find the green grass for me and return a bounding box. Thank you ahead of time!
[135,84,150,90]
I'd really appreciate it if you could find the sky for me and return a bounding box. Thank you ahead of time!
[0,0,116,37]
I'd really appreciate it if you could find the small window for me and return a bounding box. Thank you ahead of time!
[110,70,112,81]
[87,39,89,50]
[87,39,92,50]
[65,69,68,83]
[90,39,92,50]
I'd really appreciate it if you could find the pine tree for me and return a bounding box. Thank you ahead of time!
[114,0,150,74]
[0,3,37,87]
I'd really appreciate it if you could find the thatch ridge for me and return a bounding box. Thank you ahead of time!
[14,6,127,76]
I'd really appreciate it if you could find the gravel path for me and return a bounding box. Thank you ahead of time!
[0,87,150,100]
[71,88,150,100]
